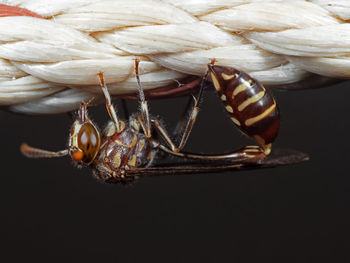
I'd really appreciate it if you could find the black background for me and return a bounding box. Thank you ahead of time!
[1,80,350,262]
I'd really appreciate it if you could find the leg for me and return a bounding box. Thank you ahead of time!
[157,144,266,164]
[152,71,209,152]
[98,72,122,133]
[171,96,193,138]
[151,118,267,163]
[151,119,177,151]
[175,70,209,151]
[134,59,151,138]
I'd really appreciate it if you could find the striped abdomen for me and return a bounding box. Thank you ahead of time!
[208,64,280,155]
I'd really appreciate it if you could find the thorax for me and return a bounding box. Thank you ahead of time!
[94,121,158,175]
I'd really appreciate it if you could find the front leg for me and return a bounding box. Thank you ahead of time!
[98,72,122,133]
[134,59,151,138]
[150,119,266,164]
[149,72,209,153]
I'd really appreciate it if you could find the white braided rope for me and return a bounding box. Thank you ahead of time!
[0,0,349,114]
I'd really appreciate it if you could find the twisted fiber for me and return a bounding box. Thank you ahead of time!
[0,0,349,114]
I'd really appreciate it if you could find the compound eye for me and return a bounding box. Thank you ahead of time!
[76,123,100,164]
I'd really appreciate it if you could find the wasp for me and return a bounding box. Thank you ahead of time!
[20,59,307,183]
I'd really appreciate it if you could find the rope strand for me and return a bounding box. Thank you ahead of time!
[0,0,350,114]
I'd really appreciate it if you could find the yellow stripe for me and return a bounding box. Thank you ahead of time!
[244,148,261,153]
[115,134,138,148]
[238,91,265,112]
[263,144,272,155]
[225,105,234,113]
[233,84,247,96]
[210,72,221,91]
[245,102,276,127]
[245,145,260,149]
[136,139,146,152]
[230,117,241,126]
[113,150,122,169]
[221,73,235,80]
[128,154,137,167]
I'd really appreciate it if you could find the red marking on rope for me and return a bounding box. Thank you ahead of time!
[0,4,43,18]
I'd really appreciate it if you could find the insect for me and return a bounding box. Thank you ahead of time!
[20,59,307,183]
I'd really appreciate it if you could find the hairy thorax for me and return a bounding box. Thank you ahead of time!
[92,120,158,182]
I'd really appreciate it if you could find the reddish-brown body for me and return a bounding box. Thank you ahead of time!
[208,64,280,154]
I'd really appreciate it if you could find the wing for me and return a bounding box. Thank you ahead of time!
[124,148,309,177]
